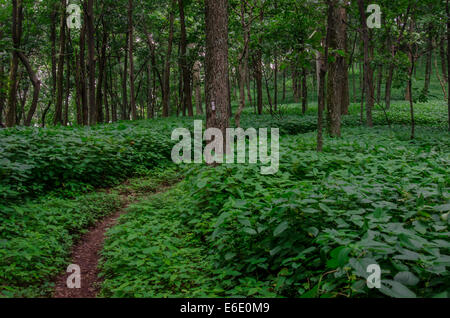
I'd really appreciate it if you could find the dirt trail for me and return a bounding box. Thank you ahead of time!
[53,196,130,298]
[52,178,180,298]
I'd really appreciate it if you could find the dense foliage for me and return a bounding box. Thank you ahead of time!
[99,123,449,298]
[0,192,122,297]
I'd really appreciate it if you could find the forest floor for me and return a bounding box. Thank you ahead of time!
[0,101,449,298]
[51,171,182,298]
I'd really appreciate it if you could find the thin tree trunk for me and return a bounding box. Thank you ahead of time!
[0,63,5,126]
[274,56,278,110]
[128,0,137,120]
[326,0,341,138]
[376,65,383,103]
[447,0,450,131]
[358,0,374,127]
[440,38,448,83]
[193,61,203,115]
[302,68,308,114]
[338,6,349,115]
[87,0,96,125]
[318,2,333,152]
[96,22,108,123]
[122,33,128,120]
[54,0,66,125]
[64,41,70,126]
[179,0,193,117]
[6,0,22,128]
[162,0,176,117]
[80,20,88,125]
[423,24,433,95]
[18,51,41,126]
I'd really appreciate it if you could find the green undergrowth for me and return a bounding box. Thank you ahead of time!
[0,192,123,297]
[99,126,449,298]
[0,165,181,298]
[1,101,446,204]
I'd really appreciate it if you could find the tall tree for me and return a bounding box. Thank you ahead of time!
[317,0,332,152]
[128,0,137,120]
[162,0,176,117]
[54,0,66,125]
[205,0,230,155]
[447,0,450,131]
[326,0,342,138]
[6,0,22,128]
[179,0,193,117]
[357,0,374,127]
[86,0,96,125]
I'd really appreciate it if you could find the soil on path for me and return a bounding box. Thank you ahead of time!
[53,197,130,298]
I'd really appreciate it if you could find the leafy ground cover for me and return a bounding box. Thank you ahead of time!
[0,192,122,297]
[0,102,449,298]
[99,126,449,298]
[1,100,446,204]
[0,166,181,298]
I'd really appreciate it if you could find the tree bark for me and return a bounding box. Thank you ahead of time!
[447,0,450,131]
[128,0,137,120]
[318,2,333,152]
[54,0,66,125]
[179,0,193,117]
[19,51,41,126]
[0,63,5,126]
[326,0,342,138]
[358,0,374,127]
[96,21,108,123]
[440,38,448,83]
[6,0,22,128]
[86,0,96,125]
[205,0,230,156]
[79,19,88,125]
[423,24,433,95]
[122,33,128,120]
[234,2,252,127]
[302,68,308,114]
[193,61,203,115]
[162,0,176,117]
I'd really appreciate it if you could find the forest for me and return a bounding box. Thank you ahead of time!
[0,0,449,299]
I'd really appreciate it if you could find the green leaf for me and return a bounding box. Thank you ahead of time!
[273,221,289,237]
[394,272,419,287]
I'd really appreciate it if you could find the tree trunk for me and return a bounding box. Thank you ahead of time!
[128,0,137,120]
[80,20,88,125]
[234,2,251,127]
[6,0,22,128]
[147,62,153,119]
[440,38,448,83]
[162,0,176,117]
[96,22,108,123]
[54,0,66,125]
[447,0,450,131]
[63,40,70,126]
[87,0,96,125]
[205,0,230,156]
[274,56,278,111]
[193,61,203,115]
[338,6,349,115]
[358,0,374,127]
[326,0,341,138]
[0,63,5,126]
[318,2,333,152]
[302,68,308,114]
[376,65,383,104]
[18,51,41,126]
[179,0,193,117]
[423,24,433,95]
